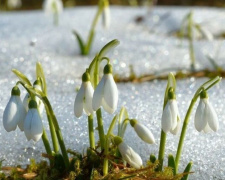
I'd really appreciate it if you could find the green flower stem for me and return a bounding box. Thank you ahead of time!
[46,109,59,153]
[103,115,118,175]
[158,73,176,171]
[88,114,95,149]
[96,109,105,151]
[175,99,196,173]
[42,96,70,169]
[52,1,59,26]
[175,76,221,172]
[188,12,195,71]
[83,2,104,55]
[93,55,105,151]
[42,127,53,165]
[158,131,167,171]
[103,138,109,175]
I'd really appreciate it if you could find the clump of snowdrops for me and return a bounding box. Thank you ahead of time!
[1,39,221,179]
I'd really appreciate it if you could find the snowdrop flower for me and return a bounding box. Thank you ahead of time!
[161,88,180,134]
[92,64,118,114]
[74,72,94,117]
[43,0,63,14]
[102,1,110,29]
[114,136,143,169]
[24,100,43,142]
[7,0,22,9]
[3,86,27,132]
[195,90,218,133]
[23,80,44,115]
[200,27,213,41]
[130,119,155,144]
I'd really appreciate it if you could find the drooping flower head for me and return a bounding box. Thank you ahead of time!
[24,100,43,142]
[161,87,180,134]
[43,0,63,25]
[74,71,94,118]
[23,80,44,115]
[92,64,118,114]
[130,119,155,144]
[43,0,63,14]
[194,90,219,133]
[7,0,22,9]
[114,136,143,169]
[3,86,27,132]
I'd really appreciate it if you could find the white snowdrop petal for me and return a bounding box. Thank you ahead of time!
[92,76,105,111]
[102,98,114,114]
[170,117,181,135]
[74,84,85,118]
[170,100,178,130]
[134,123,155,144]
[16,96,27,131]
[30,110,43,142]
[3,96,19,132]
[161,102,172,133]
[118,142,142,169]
[103,74,118,114]
[205,102,219,132]
[83,82,94,115]
[23,93,30,112]
[24,110,33,141]
[194,99,207,132]
[203,123,211,133]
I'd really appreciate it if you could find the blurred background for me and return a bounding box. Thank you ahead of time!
[1,0,225,11]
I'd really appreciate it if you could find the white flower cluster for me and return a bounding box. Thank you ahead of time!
[3,84,44,142]
[161,88,218,134]
[74,64,118,117]
[74,64,156,169]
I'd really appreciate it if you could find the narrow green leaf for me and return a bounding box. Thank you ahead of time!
[150,154,156,163]
[181,161,193,180]
[106,115,118,138]
[98,39,120,59]
[168,154,176,175]
[12,69,32,86]
[84,29,95,55]
[72,30,85,55]
[36,62,47,95]
[163,72,176,108]
[88,55,98,87]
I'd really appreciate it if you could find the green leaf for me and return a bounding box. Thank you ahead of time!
[84,29,95,55]
[118,107,129,138]
[106,115,118,138]
[36,62,47,95]
[168,154,176,175]
[181,161,193,180]
[12,69,32,86]
[98,39,120,59]
[72,30,85,55]
[88,55,98,87]
[163,72,176,108]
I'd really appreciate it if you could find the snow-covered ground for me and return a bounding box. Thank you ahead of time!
[0,6,225,179]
